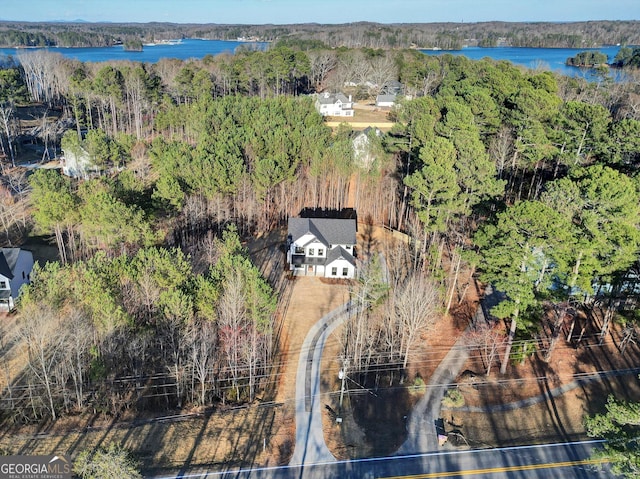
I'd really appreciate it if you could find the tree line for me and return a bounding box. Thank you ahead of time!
[2,20,639,49]
[5,225,276,421]
[613,46,640,69]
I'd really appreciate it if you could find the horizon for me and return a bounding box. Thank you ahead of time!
[1,19,640,27]
[1,0,639,25]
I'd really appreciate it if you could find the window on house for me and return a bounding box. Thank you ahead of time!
[345,245,352,250]
[332,267,337,276]
[309,248,315,256]
[308,265,314,272]
[22,271,25,279]
[0,281,7,289]
[295,246,304,254]
[342,268,348,276]
[318,249,324,256]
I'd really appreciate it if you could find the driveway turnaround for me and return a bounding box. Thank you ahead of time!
[397,334,471,454]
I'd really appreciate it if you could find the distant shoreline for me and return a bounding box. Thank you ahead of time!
[0,38,627,51]
[0,37,271,49]
[0,20,638,50]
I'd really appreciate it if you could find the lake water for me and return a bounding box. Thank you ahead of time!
[0,38,267,63]
[0,39,624,81]
[421,45,623,80]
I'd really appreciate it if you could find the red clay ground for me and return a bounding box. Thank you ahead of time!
[436,295,640,449]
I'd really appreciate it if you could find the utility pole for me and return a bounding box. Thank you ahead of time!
[338,368,346,410]
[338,357,349,412]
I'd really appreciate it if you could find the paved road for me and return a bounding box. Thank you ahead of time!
[153,440,614,479]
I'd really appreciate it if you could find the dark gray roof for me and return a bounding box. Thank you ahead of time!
[358,126,383,137]
[382,80,404,94]
[326,246,356,267]
[0,248,19,280]
[288,218,356,247]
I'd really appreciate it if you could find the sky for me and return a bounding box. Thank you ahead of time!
[1,0,639,24]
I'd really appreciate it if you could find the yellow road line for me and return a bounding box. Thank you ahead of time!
[385,458,607,478]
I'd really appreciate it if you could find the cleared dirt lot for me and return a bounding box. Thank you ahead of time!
[325,103,395,131]
[442,319,640,449]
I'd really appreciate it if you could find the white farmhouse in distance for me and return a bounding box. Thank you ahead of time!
[60,143,100,179]
[287,217,357,278]
[315,92,354,117]
[352,127,383,170]
[60,146,100,179]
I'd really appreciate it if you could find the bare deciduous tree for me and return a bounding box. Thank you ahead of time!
[393,271,441,369]
[218,274,248,401]
[17,50,68,106]
[17,302,68,420]
[466,325,505,375]
[489,126,514,180]
[308,50,337,90]
[367,54,398,95]
[60,309,93,410]
[345,255,388,371]
[186,319,218,406]
[0,104,17,168]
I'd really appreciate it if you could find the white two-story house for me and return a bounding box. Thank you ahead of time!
[287,217,357,279]
[0,248,34,311]
[61,145,101,179]
[315,92,354,117]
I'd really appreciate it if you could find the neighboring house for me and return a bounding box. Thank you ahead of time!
[376,94,397,108]
[352,127,383,170]
[287,217,357,278]
[61,146,100,179]
[0,248,34,311]
[315,92,354,117]
[382,80,404,95]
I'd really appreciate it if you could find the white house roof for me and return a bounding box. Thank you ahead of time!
[317,92,350,105]
[288,218,357,247]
